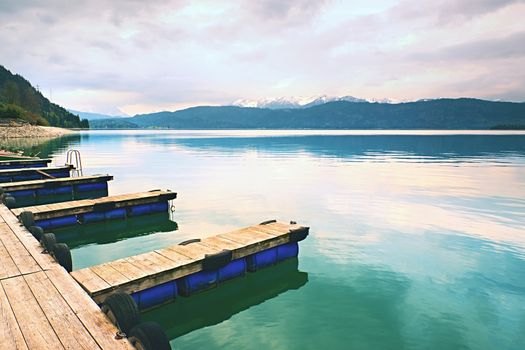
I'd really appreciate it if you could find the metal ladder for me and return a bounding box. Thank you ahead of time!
[66,149,83,177]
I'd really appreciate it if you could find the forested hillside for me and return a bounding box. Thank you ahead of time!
[0,65,88,128]
[91,98,525,130]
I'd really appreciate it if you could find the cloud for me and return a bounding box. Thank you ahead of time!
[243,0,329,22]
[0,0,523,115]
[390,0,525,23]
[412,31,525,61]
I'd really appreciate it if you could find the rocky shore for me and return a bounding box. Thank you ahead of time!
[0,119,76,138]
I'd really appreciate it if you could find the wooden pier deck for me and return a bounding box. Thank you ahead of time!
[0,204,134,349]
[0,175,113,192]
[12,190,177,220]
[0,165,73,181]
[71,221,307,303]
[0,158,51,168]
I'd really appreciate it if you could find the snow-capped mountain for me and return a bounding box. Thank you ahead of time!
[232,95,386,109]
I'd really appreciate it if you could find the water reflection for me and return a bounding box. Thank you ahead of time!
[165,134,525,163]
[25,130,525,349]
[75,131,525,163]
[53,212,178,250]
[0,134,80,158]
[142,258,308,342]
[12,189,108,208]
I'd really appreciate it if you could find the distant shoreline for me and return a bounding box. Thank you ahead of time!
[0,123,76,139]
[80,129,525,136]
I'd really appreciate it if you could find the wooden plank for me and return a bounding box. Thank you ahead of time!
[0,206,56,271]
[170,242,221,260]
[0,223,40,275]
[35,169,56,179]
[0,240,21,279]
[44,268,134,349]
[157,247,196,264]
[0,165,72,176]
[12,190,176,219]
[0,175,112,191]
[92,260,202,304]
[73,222,306,303]
[0,283,28,349]
[199,236,245,251]
[24,271,101,349]
[251,224,289,236]
[126,251,180,275]
[108,259,149,281]
[69,268,111,295]
[1,275,65,350]
[220,228,276,245]
[123,256,159,276]
[90,264,130,287]
[0,205,133,349]
[0,158,51,166]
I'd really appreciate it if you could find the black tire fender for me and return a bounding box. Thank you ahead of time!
[18,211,35,228]
[128,322,171,350]
[93,201,116,212]
[202,249,232,271]
[101,292,140,334]
[3,195,16,209]
[28,226,44,240]
[40,233,56,254]
[289,227,309,242]
[52,243,73,272]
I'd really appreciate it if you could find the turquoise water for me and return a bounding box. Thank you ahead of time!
[37,130,525,349]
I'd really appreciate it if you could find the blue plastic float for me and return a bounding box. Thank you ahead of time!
[130,240,302,310]
[0,168,70,182]
[2,182,109,208]
[34,200,171,230]
[0,160,50,170]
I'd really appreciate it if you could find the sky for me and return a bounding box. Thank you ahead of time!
[0,0,524,116]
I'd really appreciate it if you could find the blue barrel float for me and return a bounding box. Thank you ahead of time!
[0,176,111,208]
[0,166,72,182]
[33,192,176,230]
[143,258,308,339]
[130,225,309,311]
[53,212,178,249]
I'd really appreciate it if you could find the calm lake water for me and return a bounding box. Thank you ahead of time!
[10,130,525,349]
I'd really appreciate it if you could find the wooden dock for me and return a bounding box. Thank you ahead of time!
[12,190,177,220]
[71,221,307,304]
[0,204,134,349]
[0,158,51,169]
[0,175,113,192]
[0,165,73,182]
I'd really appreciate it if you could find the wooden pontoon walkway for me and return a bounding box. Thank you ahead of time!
[0,175,113,192]
[0,205,133,349]
[12,190,177,220]
[72,221,306,303]
[0,158,51,168]
[0,165,73,181]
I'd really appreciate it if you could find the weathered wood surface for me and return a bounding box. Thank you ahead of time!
[0,158,51,167]
[0,175,113,191]
[0,165,73,176]
[12,190,177,219]
[0,205,134,349]
[71,221,304,303]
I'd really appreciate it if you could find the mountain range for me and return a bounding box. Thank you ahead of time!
[90,98,525,130]
[232,95,370,109]
[68,109,126,121]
